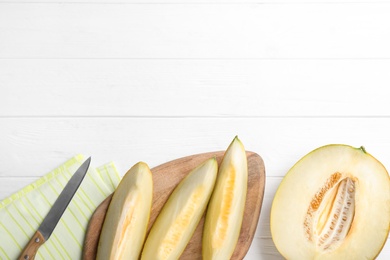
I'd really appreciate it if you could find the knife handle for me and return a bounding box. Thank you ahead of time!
[18,231,45,260]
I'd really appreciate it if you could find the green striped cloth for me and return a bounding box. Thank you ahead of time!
[0,155,121,259]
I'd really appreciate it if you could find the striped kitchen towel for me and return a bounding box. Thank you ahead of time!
[0,155,121,259]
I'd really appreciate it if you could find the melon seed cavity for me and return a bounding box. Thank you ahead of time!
[304,173,356,252]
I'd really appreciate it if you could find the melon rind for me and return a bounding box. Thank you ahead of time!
[97,162,153,260]
[270,144,390,260]
[202,136,248,259]
[141,157,218,260]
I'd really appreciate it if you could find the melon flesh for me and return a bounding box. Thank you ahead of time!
[141,157,218,260]
[202,136,248,259]
[97,162,153,260]
[271,145,390,260]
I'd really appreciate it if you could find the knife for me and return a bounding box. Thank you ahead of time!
[18,157,91,260]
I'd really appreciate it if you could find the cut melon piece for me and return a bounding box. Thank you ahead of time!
[141,157,218,260]
[271,144,390,260]
[97,162,153,260]
[202,136,248,259]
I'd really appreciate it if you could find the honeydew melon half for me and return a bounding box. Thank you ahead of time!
[97,162,153,260]
[141,157,218,260]
[203,136,248,259]
[271,144,390,260]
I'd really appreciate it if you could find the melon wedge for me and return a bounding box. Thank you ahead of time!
[202,136,248,259]
[141,157,218,260]
[271,144,390,260]
[97,162,153,260]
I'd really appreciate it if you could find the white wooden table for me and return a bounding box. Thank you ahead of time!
[1,1,390,259]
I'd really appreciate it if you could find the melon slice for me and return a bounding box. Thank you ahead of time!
[271,144,390,260]
[97,162,153,260]
[202,136,248,259]
[141,157,218,260]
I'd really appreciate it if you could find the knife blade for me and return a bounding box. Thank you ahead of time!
[18,157,91,260]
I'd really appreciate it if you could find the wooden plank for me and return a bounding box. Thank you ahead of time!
[2,59,390,117]
[1,117,389,179]
[0,177,40,200]
[1,3,390,58]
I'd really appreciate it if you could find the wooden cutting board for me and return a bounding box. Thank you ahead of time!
[82,151,265,260]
